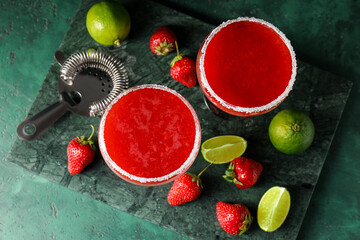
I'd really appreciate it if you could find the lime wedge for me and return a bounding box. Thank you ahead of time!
[201,135,247,164]
[257,186,291,232]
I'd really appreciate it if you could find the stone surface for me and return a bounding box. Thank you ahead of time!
[4,0,353,239]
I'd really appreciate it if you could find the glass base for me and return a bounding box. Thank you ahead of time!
[203,95,237,120]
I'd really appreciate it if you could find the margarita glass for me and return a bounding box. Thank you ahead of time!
[98,84,201,186]
[196,17,297,117]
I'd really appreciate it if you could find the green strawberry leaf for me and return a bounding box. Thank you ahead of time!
[170,54,183,67]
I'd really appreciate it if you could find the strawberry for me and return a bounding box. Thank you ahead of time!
[67,125,96,175]
[168,163,212,206]
[170,41,197,87]
[150,26,177,55]
[223,156,263,189]
[216,201,252,235]
[167,173,202,206]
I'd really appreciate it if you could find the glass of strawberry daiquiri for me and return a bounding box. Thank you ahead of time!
[98,84,201,186]
[196,17,297,119]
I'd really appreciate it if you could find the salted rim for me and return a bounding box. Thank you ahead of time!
[98,84,201,184]
[199,17,297,114]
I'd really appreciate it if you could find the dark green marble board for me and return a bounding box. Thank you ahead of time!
[5,0,352,239]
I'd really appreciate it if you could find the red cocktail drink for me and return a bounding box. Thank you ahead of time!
[196,17,297,117]
[99,84,201,186]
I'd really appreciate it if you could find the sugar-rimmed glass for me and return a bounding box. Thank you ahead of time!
[196,17,297,118]
[98,84,201,186]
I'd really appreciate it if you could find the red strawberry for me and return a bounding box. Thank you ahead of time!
[150,26,177,55]
[170,41,197,87]
[223,156,263,189]
[67,125,96,175]
[167,173,202,206]
[168,163,212,206]
[216,201,252,235]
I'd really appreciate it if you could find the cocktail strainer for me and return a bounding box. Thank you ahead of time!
[17,49,129,141]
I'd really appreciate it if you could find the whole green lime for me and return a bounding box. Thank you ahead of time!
[269,109,315,154]
[86,1,131,46]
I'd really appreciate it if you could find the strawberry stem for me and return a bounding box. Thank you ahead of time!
[170,41,184,67]
[88,124,95,141]
[175,40,180,57]
[187,162,213,189]
[198,162,213,178]
[76,125,96,151]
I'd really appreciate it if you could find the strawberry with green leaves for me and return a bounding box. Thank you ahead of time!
[167,173,201,206]
[168,163,212,206]
[223,156,263,189]
[67,125,96,175]
[170,41,197,87]
[150,26,177,56]
[216,201,252,235]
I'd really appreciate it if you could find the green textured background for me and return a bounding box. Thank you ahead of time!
[0,0,359,239]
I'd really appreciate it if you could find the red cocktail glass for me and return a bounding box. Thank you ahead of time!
[196,17,297,117]
[98,84,201,186]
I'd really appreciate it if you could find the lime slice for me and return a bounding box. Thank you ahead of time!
[257,186,291,232]
[201,135,247,164]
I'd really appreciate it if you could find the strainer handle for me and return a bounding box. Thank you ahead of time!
[17,101,68,141]
[55,51,66,66]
